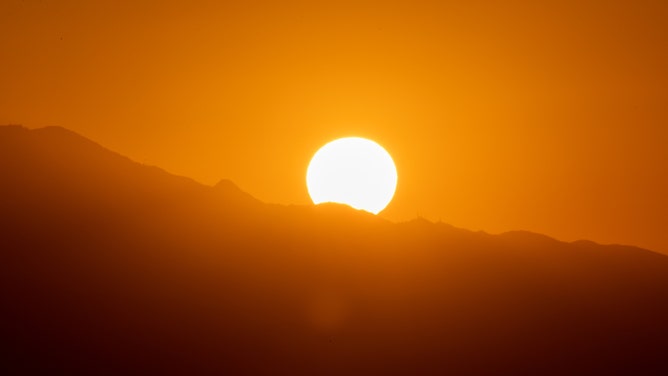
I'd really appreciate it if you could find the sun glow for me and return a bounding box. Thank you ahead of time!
[306,137,397,214]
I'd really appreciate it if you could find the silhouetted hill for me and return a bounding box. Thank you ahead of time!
[214,178,264,205]
[1,125,667,375]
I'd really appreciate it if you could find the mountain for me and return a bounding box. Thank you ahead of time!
[1,125,667,375]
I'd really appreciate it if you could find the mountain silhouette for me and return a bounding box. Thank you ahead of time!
[1,125,667,375]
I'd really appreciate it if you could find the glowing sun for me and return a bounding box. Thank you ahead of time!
[306,137,397,214]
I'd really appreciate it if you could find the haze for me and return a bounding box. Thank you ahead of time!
[1,0,667,253]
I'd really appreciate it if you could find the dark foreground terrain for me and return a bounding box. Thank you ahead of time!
[1,126,667,375]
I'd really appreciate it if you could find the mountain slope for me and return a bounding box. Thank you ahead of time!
[1,125,667,375]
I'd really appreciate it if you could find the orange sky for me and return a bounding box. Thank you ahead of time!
[1,0,667,253]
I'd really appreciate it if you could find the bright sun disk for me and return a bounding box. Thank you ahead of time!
[306,137,397,214]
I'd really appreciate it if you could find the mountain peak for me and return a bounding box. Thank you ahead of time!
[213,179,262,205]
[214,178,242,191]
[34,125,78,134]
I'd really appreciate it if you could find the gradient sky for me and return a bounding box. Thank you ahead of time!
[1,0,667,253]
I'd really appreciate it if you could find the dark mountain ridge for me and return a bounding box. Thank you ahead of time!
[1,125,667,375]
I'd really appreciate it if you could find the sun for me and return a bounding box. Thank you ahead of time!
[306,137,397,214]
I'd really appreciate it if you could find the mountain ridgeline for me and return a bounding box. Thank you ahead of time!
[1,126,667,375]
